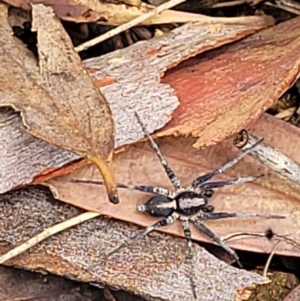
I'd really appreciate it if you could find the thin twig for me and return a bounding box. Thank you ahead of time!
[263,241,282,278]
[74,0,188,52]
[222,231,268,242]
[0,211,100,264]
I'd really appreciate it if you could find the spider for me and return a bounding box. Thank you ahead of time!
[70,112,285,299]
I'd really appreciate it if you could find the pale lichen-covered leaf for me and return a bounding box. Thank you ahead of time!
[0,18,268,193]
[47,114,300,259]
[0,186,268,301]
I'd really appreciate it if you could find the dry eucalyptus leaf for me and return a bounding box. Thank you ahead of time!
[159,16,300,148]
[0,186,268,301]
[1,0,274,26]
[47,114,300,259]
[0,4,118,203]
[0,19,268,194]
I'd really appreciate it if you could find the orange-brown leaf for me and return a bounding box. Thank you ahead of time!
[47,113,300,258]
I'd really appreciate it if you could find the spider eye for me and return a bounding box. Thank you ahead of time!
[204,190,214,198]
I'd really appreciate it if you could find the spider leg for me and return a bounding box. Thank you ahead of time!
[192,139,263,187]
[135,112,182,190]
[190,215,242,267]
[105,212,179,258]
[68,179,174,198]
[200,175,261,190]
[200,212,286,220]
[180,217,197,300]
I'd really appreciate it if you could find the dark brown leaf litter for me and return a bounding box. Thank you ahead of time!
[159,16,300,148]
[0,18,269,194]
[0,186,268,301]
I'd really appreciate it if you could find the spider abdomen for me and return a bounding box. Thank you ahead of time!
[175,191,207,216]
[138,196,175,217]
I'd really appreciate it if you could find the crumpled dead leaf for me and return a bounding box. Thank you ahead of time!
[0,17,268,194]
[47,113,300,259]
[159,16,300,148]
[0,4,118,203]
[0,186,269,301]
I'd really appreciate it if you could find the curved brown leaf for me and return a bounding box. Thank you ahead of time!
[0,17,268,194]
[0,4,118,202]
[159,16,300,148]
[0,186,268,301]
[47,114,300,258]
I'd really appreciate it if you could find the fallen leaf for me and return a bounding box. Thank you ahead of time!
[1,0,274,26]
[0,186,269,301]
[47,113,300,258]
[0,4,118,203]
[159,16,300,148]
[0,18,268,194]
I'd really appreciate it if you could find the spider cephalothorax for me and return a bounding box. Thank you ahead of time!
[70,112,285,300]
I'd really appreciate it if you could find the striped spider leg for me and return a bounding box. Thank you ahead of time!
[69,112,285,300]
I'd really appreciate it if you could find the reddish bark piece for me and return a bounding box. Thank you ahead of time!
[0,186,268,301]
[47,114,300,259]
[159,16,300,148]
[0,19,269,194]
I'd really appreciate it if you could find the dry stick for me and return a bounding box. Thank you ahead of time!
[234,130,300,185]
[0,211,100,264]
[222,231,268,242]
[262,241,282,278]
[74,0,188,52]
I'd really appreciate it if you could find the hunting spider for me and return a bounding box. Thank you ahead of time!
[71,112,285,299]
